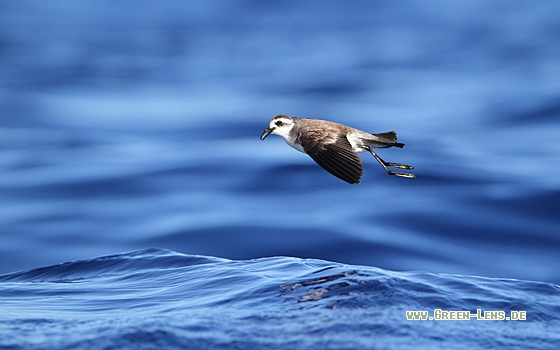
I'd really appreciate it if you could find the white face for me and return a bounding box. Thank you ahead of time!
[261,115,295,141]
[268,116,294,138]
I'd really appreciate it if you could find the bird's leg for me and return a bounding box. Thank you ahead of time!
[366,147,417,178]
[384,161,414,170]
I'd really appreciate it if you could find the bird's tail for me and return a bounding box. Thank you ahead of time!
[371,131,405,148]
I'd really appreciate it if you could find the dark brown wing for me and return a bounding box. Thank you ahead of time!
[301,135,363,184]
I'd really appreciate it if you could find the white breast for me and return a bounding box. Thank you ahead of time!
[284,137,305,153]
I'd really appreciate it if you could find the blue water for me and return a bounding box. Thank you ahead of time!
[1,248,559,349]
[1,1,560,348]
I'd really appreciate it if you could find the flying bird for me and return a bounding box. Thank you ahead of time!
[260,114,417,184]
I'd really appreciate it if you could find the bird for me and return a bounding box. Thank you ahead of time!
[260,114,417,184]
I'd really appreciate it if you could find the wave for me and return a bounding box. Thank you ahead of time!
[1,248,559,349]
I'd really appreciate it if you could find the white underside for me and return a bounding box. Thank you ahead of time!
[347,133,367,153]
[283,133,371,154]
[284,138,305,153]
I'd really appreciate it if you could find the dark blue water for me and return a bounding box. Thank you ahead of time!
[1,1,560,348]
[1,248,559,349]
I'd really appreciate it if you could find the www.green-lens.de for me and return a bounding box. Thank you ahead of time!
[406,309,526,321]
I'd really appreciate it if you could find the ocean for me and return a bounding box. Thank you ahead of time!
[1,1,559,349]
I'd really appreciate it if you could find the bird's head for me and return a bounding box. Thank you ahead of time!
[260,114,295,140]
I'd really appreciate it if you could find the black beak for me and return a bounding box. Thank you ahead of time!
[260,127,273,140]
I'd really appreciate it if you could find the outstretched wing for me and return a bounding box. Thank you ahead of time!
[301,134,363,184]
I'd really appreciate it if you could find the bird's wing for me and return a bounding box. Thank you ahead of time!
[300,133,363,184]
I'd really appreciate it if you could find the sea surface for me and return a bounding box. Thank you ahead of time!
[1,1,560,349]
[1,248,559,349]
